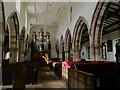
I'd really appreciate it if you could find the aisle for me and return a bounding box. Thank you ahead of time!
[26,66,66,88]
[2,66,66,89]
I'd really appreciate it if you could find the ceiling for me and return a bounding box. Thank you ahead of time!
[103,2,120,35]
[24,1,120,40]
[81,2,120,44]
[24,2,68,26]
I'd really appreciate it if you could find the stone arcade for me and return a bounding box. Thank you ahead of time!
[1,1,120,89]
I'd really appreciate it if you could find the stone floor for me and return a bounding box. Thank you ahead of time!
[26,66,66,88]
[2,66,66,89]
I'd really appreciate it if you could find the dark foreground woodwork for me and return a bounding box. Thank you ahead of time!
[68,61,118,89]
[2,59,41,87]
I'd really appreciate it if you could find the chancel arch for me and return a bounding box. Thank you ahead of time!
[72,16,90,61]
[64,28,72,61]
[90,2,120,61]
[7,12,19,63]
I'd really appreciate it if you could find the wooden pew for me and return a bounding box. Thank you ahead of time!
[2,59,40,85]
[25,61,39,84]
[48,58,62,78]
[68,61,118,89]
[2,60,12,85]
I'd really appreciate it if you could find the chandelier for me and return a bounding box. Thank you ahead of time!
[32,29,51,52]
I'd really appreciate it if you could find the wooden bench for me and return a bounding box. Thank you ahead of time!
[68,61,118,89]
[2,60,40,85]
[2,60,12,85]
[48,58,62,79]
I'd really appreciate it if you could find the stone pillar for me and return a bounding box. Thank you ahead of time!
[0,12,2,66]
[73,47,79,61]
[19,39,25,62]
[0,2,4,85]
[89,32,95,61]
[9,45,18,64]
[24,36,29,61]
[95,44,100,61]
[56,39,59,59]
[60,42,64,61]
[65,51,68,61]
[19,27,26,62]
[8,19,17,64]
[65,46,71,61]
[90,44,95,61]
[59,44,62,61]
[9,48,17,63]
[72,48,76,61]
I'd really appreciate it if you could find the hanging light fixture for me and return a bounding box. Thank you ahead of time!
[35,29,50,52]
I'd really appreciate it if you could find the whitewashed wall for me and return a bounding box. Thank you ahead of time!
[78,28,120,62]
[102,30,120,61]
[46,25,58,58]
[56,2,98,40]
[4,2,27,33]
[80,41,90,60]
[4,2,16,21]
[19,2,25,33]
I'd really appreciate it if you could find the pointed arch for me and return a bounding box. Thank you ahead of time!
[65,28,71,52]
[7,11,19,63]
[90,2,111,61]
[64,28,72,61]
[72,16,89,61]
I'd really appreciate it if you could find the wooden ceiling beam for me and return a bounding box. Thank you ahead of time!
[106,25,120,30]
[106,12,120,20]
[112,3,120,8]
[109,7,119,11]
[103,26,120,35]
[103,20,120,29]
[106,18,117,23]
